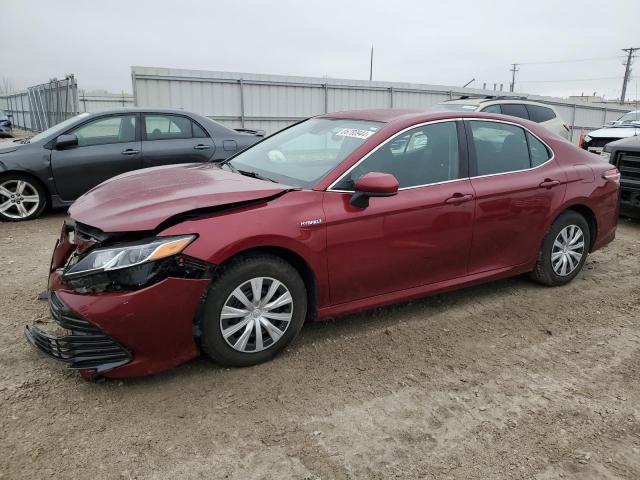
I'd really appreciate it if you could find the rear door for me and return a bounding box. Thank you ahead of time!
[141,113,215,168]
[50,114,141,200]
[465,119,567,274]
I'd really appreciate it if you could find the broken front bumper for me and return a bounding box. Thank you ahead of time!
[25,292,131,372]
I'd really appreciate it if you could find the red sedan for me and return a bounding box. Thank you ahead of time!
[26,109,620,378]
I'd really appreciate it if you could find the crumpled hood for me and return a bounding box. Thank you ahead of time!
[69,163,295,232]
[588,126,640,139]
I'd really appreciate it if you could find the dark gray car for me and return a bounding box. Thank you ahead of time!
[0,108,264,221]
[602,135,640,218]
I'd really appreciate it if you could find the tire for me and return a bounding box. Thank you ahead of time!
[0,174,47,222]
[530,211,591,286]
[200,254,307,367]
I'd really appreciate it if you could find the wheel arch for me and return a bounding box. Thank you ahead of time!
[549,202,598,252]
[213,245,319,322]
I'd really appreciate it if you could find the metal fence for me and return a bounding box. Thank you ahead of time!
[0,79,134,132]
[132,66,632,143]
[0,76,78,131]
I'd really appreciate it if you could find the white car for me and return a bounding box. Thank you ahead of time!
[581,110,640,155]
[431,97,570,139]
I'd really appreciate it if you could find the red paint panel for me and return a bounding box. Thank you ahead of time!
[58,278,209,378]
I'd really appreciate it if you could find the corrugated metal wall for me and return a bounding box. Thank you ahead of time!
[132,66,631,143]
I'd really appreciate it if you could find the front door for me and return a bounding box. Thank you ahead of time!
[141,114,215,168]
[464,119,567,274]
[324,120,475,305]
[51,114,141,200]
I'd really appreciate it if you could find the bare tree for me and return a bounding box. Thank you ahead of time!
[0,77,14,95]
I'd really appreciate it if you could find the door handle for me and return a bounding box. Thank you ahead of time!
[539,179,560,189]
[445,193,474,205]
[121,149,140,155]
[193,144,211,150]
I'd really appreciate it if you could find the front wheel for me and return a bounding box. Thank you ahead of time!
[199,254,307,367]
[0,174,47,221]
[530,211,590,286]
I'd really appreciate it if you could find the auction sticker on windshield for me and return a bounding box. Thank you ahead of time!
[335,128,376,139]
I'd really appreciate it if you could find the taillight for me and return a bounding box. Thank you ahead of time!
[603,168,620,184]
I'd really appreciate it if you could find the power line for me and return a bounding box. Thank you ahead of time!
[519,76,628,84]
[519,55,625,66]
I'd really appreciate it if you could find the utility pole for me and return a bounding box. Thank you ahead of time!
[369,46,374,81]
[509,63,519,92]
[620,47,639,105]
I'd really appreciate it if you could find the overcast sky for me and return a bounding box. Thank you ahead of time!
[2,0,639,101]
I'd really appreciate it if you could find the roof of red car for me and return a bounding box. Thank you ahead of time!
[319,108,460,124]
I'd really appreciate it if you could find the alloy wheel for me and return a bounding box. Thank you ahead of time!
[219,276,293,353]
[551,225,585,276]
[0,179,40,219]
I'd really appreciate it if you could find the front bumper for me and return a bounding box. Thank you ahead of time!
[30,274,211,378]
[26,222,212,378]
[25,292,132,372]
[620,184,640,217]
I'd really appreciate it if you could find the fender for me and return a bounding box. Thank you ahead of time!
[159,190,330,307]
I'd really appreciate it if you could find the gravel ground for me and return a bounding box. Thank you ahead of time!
[0,212,639,480]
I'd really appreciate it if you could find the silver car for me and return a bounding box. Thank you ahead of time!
[431,97,570,140]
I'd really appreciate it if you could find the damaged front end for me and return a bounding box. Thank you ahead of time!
[26,221,214,378]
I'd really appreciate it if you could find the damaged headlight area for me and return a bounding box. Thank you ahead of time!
[63,235,212,292]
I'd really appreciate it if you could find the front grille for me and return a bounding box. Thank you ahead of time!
[616,151,640,183]
[586,138,618,149]
[25,292,131,372]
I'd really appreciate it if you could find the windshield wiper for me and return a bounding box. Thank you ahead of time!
[218,158,239,173]
[237,169,277,183]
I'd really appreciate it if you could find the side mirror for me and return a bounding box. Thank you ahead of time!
[349,172,399,208]
[55,134,78,150]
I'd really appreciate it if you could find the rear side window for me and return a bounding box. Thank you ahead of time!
[481,104,501,114]
[469,121,530,175]
[527,132,551,166]
[342,121,461,189]
[192,122,209,138]
[145,115,192,140]
[526,105,556,123]
[500,104,529,120]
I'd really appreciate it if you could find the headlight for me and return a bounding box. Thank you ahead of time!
[583,135,592,143]
[64,235,195,279]
[600,151,611,162]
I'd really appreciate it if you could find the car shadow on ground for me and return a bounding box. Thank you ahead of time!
[112,272,537,388]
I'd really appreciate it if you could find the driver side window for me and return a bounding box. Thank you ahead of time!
[336,121,461,189]
[72,115,137,147]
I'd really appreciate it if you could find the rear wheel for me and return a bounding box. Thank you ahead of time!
[0,174,47,221]
[200,254,307,367]
[530,211,590,286]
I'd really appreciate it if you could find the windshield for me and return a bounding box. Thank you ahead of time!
[429,103,479,112]
[227,118,383,188]
[615,111,640,123]
[28,113,91,143]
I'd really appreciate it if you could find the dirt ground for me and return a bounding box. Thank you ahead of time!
[0,211,639,480]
